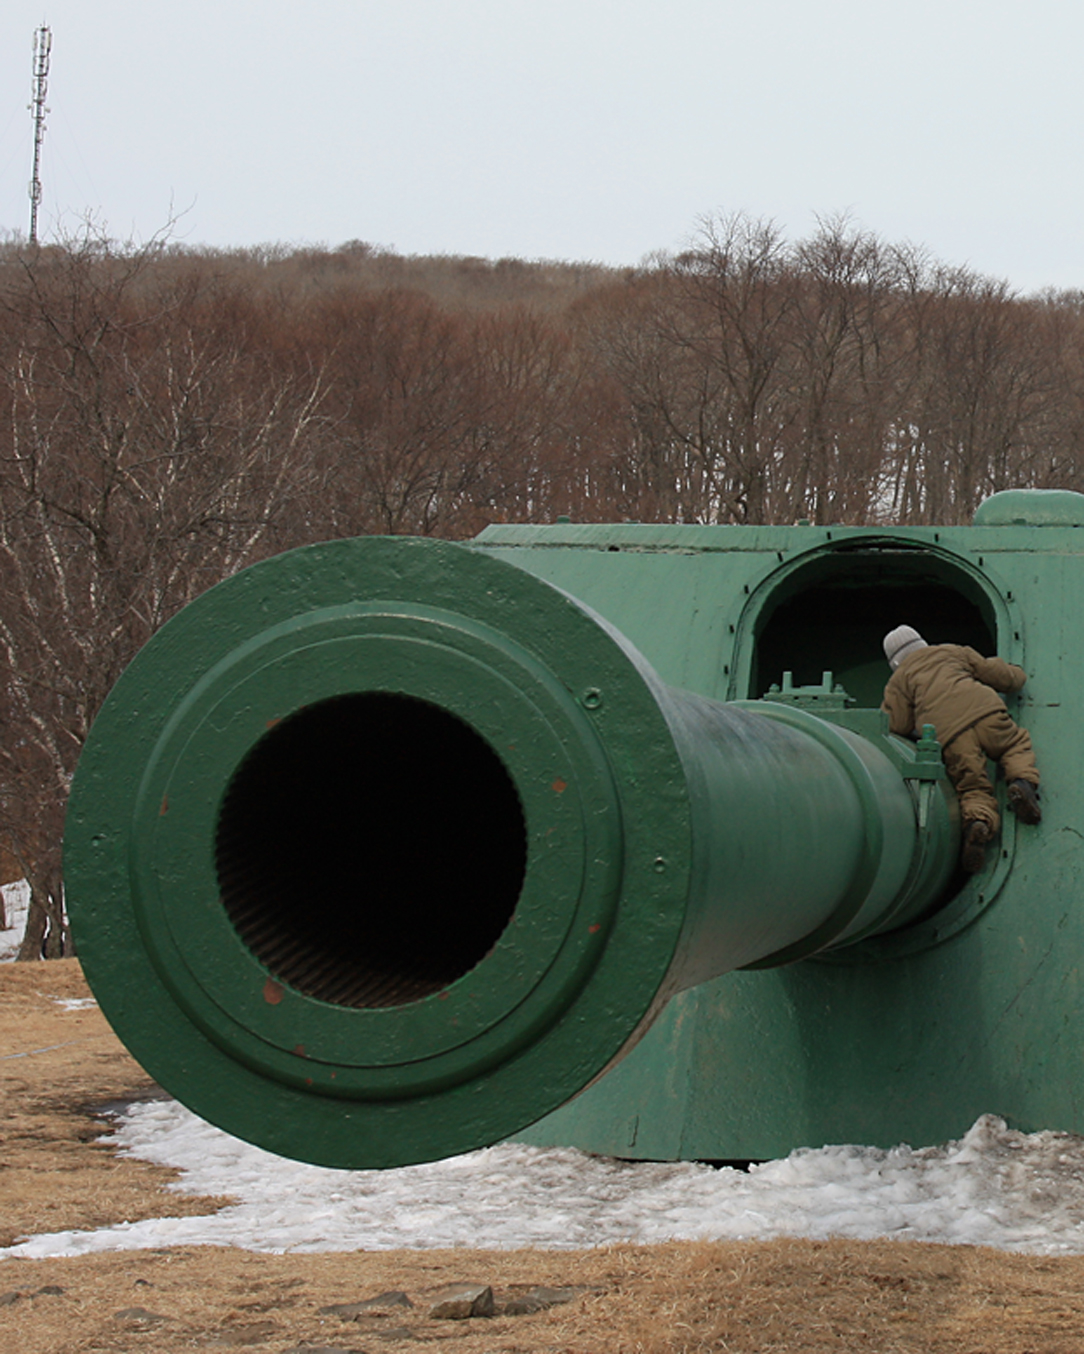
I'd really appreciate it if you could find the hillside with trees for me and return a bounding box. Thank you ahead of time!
[2,213,1082,954]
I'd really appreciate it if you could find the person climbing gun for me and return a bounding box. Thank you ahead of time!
[881,625,1042,874]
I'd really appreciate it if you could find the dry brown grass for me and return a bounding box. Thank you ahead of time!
[4,959,1084,1352]
[0,958,230,1248]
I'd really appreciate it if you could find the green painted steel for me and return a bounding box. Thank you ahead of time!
[973,488,1084,527]
[64,488,1079,1165]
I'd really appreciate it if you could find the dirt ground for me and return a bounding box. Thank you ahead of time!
[5,961,1084,1353]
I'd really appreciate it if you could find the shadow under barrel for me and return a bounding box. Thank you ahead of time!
[65,536,958,1168]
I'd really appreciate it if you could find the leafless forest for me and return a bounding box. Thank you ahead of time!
[2,213,1083,955]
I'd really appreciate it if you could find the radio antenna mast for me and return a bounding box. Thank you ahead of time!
[28,24,52,246]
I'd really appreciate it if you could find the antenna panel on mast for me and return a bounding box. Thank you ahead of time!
[28,24,52,246]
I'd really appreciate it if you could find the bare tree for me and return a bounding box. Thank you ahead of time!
[5,223,1084,955]
[0,229,326,955]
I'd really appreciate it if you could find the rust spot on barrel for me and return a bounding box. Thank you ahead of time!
[263,978,284,1005]
[552,778,567,794]
[159,795,169,817]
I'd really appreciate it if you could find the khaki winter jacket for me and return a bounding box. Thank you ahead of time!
[881,644,1026,747]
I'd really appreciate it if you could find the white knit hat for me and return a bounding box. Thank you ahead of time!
[883,625,927,670]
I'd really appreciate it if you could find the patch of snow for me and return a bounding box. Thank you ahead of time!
[4,1105,1084,1258]
[0,880,29,961]
[51,996,98,1010]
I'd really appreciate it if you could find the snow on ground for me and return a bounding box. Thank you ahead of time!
[5,876,1083,1257]
[0,880,29,961]
[6,1101,1084,1258]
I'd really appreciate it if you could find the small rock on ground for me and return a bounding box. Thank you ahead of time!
[501,1284,582,1315]
[427,1283,495,1320]
[319,1289,413,1319]
[359,1289,412,1310]
[113,1306,170,1323]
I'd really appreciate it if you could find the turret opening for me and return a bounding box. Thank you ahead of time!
[215,692,527,1008]
[750,544,997,707]
[746,541,1010,944]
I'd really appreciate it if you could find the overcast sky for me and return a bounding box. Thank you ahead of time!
[1,1,1079,294]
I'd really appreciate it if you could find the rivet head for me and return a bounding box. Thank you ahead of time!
[581,688,603,710]
[653,857,667,874]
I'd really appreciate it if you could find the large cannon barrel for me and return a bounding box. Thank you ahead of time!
[65,535,958,1168]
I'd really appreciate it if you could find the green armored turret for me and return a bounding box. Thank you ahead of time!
[64,487,1079,1167]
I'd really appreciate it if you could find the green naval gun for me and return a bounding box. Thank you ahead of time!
[64,487,1080,1168]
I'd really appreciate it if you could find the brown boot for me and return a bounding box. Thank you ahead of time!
[1008,779,1042,825]
[961,820,993,874]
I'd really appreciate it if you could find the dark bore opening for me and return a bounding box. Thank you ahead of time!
[216,693,527,1008]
